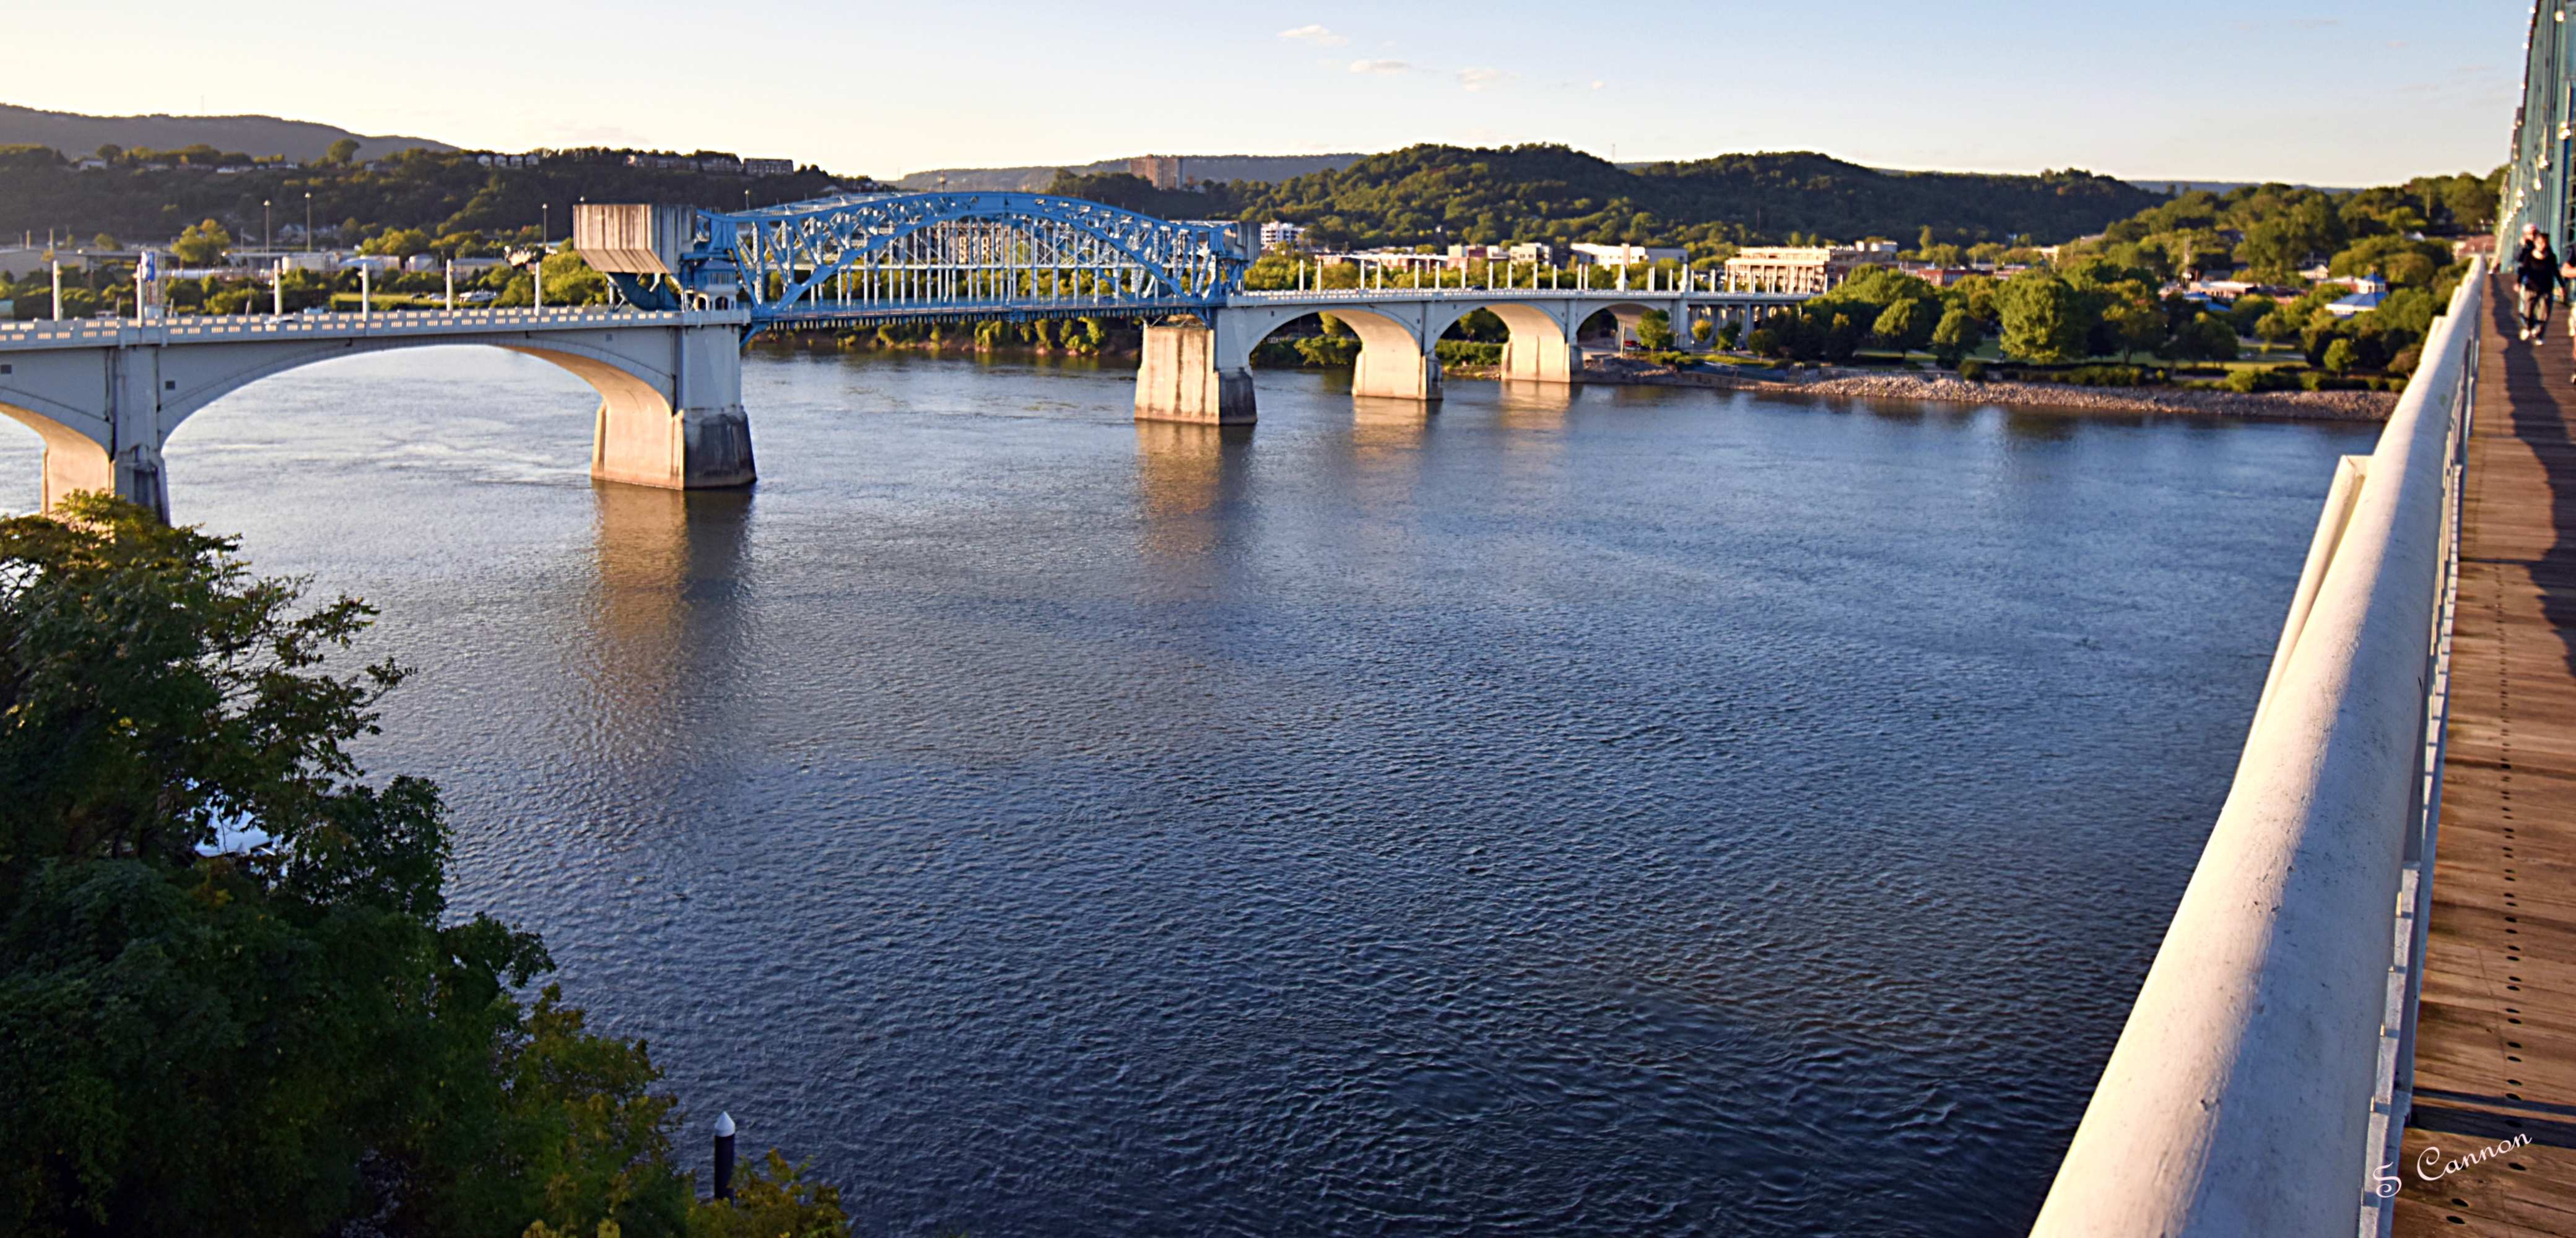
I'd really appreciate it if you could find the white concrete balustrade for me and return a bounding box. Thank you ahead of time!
[2030,260,2487,1237]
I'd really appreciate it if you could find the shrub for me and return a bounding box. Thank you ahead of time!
[1956,358,1987,381]
[1435,339,1503,367]
[1292,335,1361,367]
[2224,366,2301,393]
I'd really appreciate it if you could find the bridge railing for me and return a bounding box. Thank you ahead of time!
[2029,261,2484,1237]
[0,304,747,347]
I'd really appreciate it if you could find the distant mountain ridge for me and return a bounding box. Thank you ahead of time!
[895,154,1366,191]
[0,103,455,162]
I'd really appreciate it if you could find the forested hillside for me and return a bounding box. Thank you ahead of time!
[0,144,855,251]
[1052,144,2167,251]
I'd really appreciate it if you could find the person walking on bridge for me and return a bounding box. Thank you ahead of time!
[2516,223,2560,341]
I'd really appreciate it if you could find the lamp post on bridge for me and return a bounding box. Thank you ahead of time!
[303,192,311,253]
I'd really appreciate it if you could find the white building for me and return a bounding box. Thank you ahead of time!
[1569,243,1686,267]
[1260,220,1307,252]
[1722,245,1902,294]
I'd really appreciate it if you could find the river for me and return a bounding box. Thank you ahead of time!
[0,348,2377,1236]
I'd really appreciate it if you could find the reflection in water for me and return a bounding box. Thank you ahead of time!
[1134,420,1251,579]
[1492,380,1573,430]
[578,483,752,777]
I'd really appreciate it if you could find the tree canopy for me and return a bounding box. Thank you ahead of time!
[0,495,848,1238]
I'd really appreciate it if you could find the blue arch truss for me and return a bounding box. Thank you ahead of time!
[672,191,1250,331]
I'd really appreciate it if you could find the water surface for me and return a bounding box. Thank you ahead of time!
[0,350,2374,1235]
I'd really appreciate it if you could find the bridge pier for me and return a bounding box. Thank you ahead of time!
[572,322,755,488]
[1134,319,1255,425]
[1487,304,1581,383]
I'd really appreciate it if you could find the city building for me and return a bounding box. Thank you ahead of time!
[1128,155,1183,191]
[1260,220,1307,251]
[1569,243,1686,267]
[1507,242,1555,266]
[742,158,794,177]
[1721,243,1900,293]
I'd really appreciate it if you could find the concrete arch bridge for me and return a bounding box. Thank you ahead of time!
[0,191,1811,517]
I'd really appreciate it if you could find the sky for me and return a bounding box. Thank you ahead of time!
[6,0,2530,186]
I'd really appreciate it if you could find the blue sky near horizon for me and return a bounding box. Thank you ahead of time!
[6,0,2526,186]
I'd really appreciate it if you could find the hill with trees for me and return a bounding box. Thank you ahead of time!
[0,103,453,164]
[1052,144,2167,253]
[0,144,858,253]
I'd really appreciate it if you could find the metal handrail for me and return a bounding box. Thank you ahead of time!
[2030,259,2486,1237]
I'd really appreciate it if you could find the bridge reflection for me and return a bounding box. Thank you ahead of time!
[583,483,753,777]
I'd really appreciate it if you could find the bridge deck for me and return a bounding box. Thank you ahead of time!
[2396,280,2576,1234]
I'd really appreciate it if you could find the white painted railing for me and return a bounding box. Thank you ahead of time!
[2031,259,2486,1236]
[0,305,746,349]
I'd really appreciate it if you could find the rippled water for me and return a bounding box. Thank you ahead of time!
[0,348,2375,1235]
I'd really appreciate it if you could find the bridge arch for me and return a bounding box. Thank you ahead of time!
[1422,301,1584,384]
[0,391,118,514]
[0,314,754,518]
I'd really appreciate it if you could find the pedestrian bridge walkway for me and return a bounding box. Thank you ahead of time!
[2388,279,2576,1236]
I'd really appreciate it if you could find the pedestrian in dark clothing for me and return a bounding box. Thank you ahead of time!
[2518,223,2561,341]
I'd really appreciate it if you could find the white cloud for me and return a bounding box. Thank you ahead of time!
[1349,59,1413,75]
[1456,67,1515,92]
[1277,24,1348,46]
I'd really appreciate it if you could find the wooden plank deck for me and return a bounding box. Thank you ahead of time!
[2395,280,2576,1235]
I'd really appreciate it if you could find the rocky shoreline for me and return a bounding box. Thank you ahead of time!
[1556,357,2400,422]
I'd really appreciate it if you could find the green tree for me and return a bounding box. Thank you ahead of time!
[2321,337,2358,374]
[1635,309,1676,350]
[325,137,361,165]
[682,1149,851,1238]
[2099,298,2165,363]
[361,227,434,258]
[1871,298,1936,353]
[1930,306,1985,366]
[0,496,710,1238]
[1996,270,2089,363]
[172,219,235,265]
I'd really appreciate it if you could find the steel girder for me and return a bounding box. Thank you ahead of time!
[2505,2,2576,249]
[699,192,1247,327]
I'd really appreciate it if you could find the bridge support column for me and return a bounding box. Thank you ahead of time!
[1500,324,1579,383]
[571,323,754,490]
[1135,319,1255,425]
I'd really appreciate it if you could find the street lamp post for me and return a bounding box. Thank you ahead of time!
[303,192,311,253]
[263,199,271,253]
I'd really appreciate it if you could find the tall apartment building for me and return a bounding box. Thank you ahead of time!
[1127,155,1184,191]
